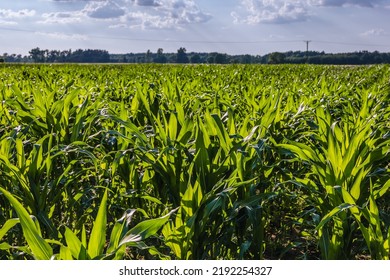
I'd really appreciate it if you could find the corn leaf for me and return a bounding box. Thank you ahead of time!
[0,187,53,260]
[119,208,178,246]
[87,190,108,259]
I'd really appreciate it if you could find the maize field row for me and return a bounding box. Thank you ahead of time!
[0,64,389,259]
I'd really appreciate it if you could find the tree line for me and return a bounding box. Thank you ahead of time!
[1,47,390,64]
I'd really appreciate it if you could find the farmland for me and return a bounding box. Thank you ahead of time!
[0,64,389,260]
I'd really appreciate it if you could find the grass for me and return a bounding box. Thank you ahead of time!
[0,64,389,260]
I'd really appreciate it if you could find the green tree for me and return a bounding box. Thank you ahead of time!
[2,53,8,61]
[154,48,167,63]
[207,55,215,64]
[176,47,189,63]
[215,53,228,64]
[190,54,201,64]
[145,49,152,63]
[29,47,46,63]
[268,52,285,64]
[241,54,252,64]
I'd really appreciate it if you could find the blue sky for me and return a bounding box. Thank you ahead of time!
[1,0,389,55]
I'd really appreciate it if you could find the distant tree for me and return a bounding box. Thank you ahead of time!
[268,52,285,64]
[14,48,390,65]
[154,48,167,63]
[176,47,189,63]
[241,54,252,64]
[207,55,215,64]
[215,53,228,64]
[190,54,201,64]
[59,49,71,62]
[69,49,110,63]
[29,47,46,63]
[145,49,152,63]
[10,54,17,62]
[47,50,60,62]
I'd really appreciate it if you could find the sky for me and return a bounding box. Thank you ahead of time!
[1,0,390,56]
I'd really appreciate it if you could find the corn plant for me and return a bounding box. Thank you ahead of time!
[1,64,389,260]
[277,87,390,259]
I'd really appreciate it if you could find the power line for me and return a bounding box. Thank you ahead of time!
[314,40,390,48]
[1,26,389,48]
[62,34,304,45]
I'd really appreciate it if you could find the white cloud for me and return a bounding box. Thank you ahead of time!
[234,0,310,24]
[83,1,126,19]
[0,9,36,19]
[126,11,173,29]
[41,11,83,23]
[161,0,212,25]
[110,0,212,29]
[41,1,125,23]
[234,0,387,25]
[0,9,35,27]
[41,0,211,29]
[360,28,387,37]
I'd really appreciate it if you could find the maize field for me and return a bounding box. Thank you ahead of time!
[0,64,389,260]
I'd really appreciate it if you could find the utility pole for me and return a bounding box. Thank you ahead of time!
[304,40,311,63]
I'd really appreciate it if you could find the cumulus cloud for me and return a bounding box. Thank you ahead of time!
[161,0,212,25]
[234,0,386,24]
[42,0,211,29]
[0,9,36,19]
[0,9,35,26]
[83,1,125,19]
[41,11,83,23]
[111,0,212,29]
[41,1,125,23]
[234,0,310,24]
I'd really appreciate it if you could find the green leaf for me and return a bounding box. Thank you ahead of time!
[87,190,108,259]
[278,142,321,163]
[0,187,53,260]
[71,96,89,142]
[168,112,178,140]
[175,102,185,126]
[119,208,178,246]
[59,245,73,260]
[349,168,364,201]
[107,209,136,254]
[0,218,20,240]
[0,242,12,250]
[315,203,355,231]
[373,178,390,199]
[64,227,88,260]
[243,125,259,143]
[81,225,87,248]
